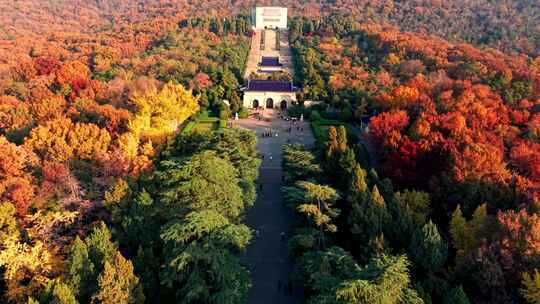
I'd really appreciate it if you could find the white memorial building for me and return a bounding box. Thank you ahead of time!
[252,7,288,29]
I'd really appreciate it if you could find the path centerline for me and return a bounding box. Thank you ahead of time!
[236,110,314,304]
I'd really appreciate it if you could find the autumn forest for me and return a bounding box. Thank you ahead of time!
[0,1,539,304]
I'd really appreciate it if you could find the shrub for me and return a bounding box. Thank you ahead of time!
[216,102,231,120]
[310,110,322,122]
[196,110,210,120]
[340,106,353,122]
[238,107,249,119]
[288,104,305,118]
[219,109,230,120]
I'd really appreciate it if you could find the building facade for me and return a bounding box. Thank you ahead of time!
[259,57,282,73]
[252,7,288,29]
[242,80,296,109]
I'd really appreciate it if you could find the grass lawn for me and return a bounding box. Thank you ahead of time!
[194,121,219,132]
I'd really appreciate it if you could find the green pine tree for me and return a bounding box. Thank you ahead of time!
[85,222,117,272]
[409,220,448,272]
[337,148,356,188]
[67,237,95,301]
[442,285,470,304]
[42,280,78,304]
[349,185,391,261]
[348,163,368,202]
[134,246,160,300]
[158,150,245,220]
[160,210,251,304]
[450,204,488,265]
[450,205,468,258]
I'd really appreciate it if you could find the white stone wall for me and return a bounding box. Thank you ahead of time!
[253,7,287,29]
[243,91,296,109]
[258,66,282,72]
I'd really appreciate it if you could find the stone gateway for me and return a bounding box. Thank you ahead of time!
[242,80,296,109]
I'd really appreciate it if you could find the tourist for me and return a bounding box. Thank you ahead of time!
[280,231,285,241]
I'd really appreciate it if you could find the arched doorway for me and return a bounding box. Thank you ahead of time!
[266,98,274,108]
[252,99,259,108]
[280,100,287,110]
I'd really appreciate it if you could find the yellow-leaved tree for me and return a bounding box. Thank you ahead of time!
[0,231,53,302]
[128,82,199,143]
[25,118,111,162]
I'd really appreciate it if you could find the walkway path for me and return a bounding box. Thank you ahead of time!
[237,110,314,304]
[243,29,295,80]
[244,30,262,79]
[349,124,379,168]
[262,29,278,57]
[278,30,295,78]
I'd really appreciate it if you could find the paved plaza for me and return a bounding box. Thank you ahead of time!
[237,110,314,304]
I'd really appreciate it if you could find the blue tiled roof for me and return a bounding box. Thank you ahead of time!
[246,80,295,92]
[260,57,282,67]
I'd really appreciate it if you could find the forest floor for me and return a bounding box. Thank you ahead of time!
[236,110,314,304]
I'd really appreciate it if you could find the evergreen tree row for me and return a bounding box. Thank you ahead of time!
[282,126,471,303]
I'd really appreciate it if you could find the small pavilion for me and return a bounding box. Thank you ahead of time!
[259,57,283,73]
